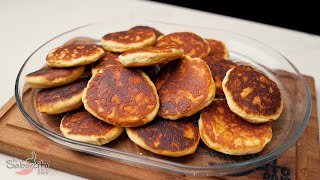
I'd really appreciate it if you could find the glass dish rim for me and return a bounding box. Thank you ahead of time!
[14,22,312,174]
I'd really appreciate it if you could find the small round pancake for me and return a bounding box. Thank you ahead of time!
[91,50,121,75]
[156,32,210,58]
[46,44,104,67]
[199,99,272,155]
[154,56,215,120]
[222,65,283,123]
[130,25,163,39]
[60,108,123,145]
[83,65,159,127]
[24,66,85,88]
[126,116,200,157]
[119,45,183,67]
[206,39,229,59]
[202,59,237,96]
[35,79,88,114]
[101,28,156,53]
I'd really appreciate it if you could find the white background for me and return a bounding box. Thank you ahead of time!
[0,0,319,179]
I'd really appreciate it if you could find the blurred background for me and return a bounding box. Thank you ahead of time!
[152,0,319,35]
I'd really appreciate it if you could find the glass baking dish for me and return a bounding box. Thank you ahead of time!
[15,20,311,176]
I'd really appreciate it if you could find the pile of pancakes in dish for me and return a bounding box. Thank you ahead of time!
[24,25,283,157]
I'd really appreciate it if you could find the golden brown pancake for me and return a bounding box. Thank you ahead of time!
[206,39,229,59]
[202,59,237,96]
[126,115,200,157]
[154,56,215,120]
[101,28,156,53]
[119,45,183,67]
[35,79,88,114]
[91,50,121,75]
[46,44,104,67]
[63,37,98,46]
[156,32,210,58]
[222,65,283,123]
[199,99,272,155]
[62,37,99,76]
[130,25,163,39]
[60,108,123,145]
[83,65,159,127]
[24,66,85,88]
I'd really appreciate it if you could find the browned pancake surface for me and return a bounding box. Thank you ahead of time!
[35,79,88,105]
[156,32,210,58]
[121,45,180,56]
[61,108,115,136]
[206,39,227,59]
[130,26,163,38]
[102,28,155,44]
[201,99,272,150]
[91,50,121,72]
[46,44,102,61]
[85,66,157,126]
[26,66,81,81]
[225,65,282,116]
[155,57,212,117]
[129,116,199,151]
[203,59,237,95]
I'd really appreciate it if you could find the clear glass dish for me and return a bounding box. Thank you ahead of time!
[15,20,311,176]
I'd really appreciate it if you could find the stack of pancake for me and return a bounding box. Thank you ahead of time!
[25,26,283,157]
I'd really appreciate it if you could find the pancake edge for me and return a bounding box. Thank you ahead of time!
[46,48,104,67]
[198,115,272,155]
[83,67,160,127]
[157,32,211,58]
[206,38,229,59]
[35,91,84,114]
[159,57,216,120]
[222,67,284,123]
[60,115,124,145]
[125,127,200,157]
[101,33,156,53]
[118,48,183,67]
[24,66,85,88]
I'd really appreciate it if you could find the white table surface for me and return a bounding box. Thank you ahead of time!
[1,0,319,179]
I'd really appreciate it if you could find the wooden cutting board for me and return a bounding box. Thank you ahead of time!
[0,75,319,180]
